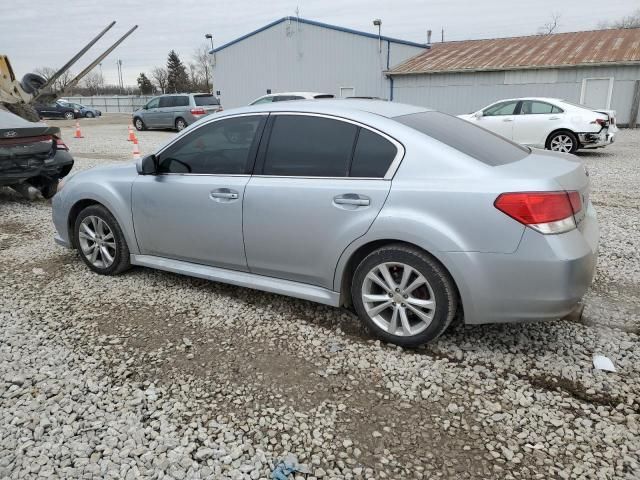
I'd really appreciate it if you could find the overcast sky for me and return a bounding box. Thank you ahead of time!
[1,0,636,86]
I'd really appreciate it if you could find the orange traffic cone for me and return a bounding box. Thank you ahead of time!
[132,137,141,159]
[127,124,136,142]
[74,120,84,139]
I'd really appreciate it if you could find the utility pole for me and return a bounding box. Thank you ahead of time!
[441,28,445,42]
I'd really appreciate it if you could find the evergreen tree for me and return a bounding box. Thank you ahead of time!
[166,50,189,93]
[137,73,154,94]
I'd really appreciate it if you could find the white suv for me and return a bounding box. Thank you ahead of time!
[459,97,617,153]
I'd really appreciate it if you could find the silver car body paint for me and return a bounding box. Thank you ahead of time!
[52,99,598,325]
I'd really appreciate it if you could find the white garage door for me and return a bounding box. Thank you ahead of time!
[581,78,613,109]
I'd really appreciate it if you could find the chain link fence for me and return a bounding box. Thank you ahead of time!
[61,96,154,113]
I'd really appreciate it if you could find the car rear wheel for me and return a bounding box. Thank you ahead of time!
[74,205,130,275]
[64,111,75,120]
[134,117,146,131]
[175,118,187,131]
[352,244,457,347]
[547,131,578,154]
[39,181,59,199]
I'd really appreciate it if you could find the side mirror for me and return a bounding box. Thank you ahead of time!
[143,105,148,110]
[474,111,484,119]
[137,154,158,175]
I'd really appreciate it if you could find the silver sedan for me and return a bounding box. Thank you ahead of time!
[52,100,598,347]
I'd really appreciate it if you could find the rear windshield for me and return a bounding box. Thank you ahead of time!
[395,111,529,166]
[194,95,220,106]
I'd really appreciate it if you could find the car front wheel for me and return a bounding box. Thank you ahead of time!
[134,117,146,131]
[74,205,130,275]
[352,244,457,347]
[64,111,75,120]
[547,131,578,154]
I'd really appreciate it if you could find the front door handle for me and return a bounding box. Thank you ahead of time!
[334,194,370,207]
[503,118,514,122]
[549,117,560,120]
[210,188,239,201]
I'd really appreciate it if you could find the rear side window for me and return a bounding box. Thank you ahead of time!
[251,96,274,105]
[194,95,220,106]
[174,96,189,107]
[350,129,397,177]
[263,115,357,177]
[158,97,173,108]
[273,95,304,102]
[396,111,529,166]
[520,101,563,115]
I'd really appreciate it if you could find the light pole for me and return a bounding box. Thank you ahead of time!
[205,33,214,93]
[373,19,382,53]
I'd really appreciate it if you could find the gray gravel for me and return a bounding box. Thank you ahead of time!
[0,117,638,479]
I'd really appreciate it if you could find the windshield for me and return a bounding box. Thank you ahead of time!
[194,95,220,106]
[395,111,529,166]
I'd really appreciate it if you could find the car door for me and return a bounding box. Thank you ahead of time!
[157,96,175,128]
[132,114,267,270]
[243,113,398,289]
[474,100,520,140]
[142,97,161,127]
[513,100,564,147]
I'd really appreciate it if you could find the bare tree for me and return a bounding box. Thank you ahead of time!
[151,66,168,94]
[33,66,74,92]
[82,71,105,95]
[191,43,212,92]
[599,8,640,29]
[538,12,561,35]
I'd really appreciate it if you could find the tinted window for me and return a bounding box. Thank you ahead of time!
[396,112,529,166]
[158,97,173,108]
[158,116,263,175]
[174,96,189,107]
[273,95,304,102]
[483,101,519,116]
[194,95,220,106]
[146,98,160,109]
[520,101,562,115]
[350,129,397,178]
[251,96,274,105]
[263,115,357,177]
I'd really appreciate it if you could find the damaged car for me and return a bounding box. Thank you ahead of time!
[1,108,74,199]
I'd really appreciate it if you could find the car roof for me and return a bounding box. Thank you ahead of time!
[233,99,430,118]
[490,97,562,103]
[258,92,331,98]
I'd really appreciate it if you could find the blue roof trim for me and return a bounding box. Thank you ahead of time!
[211,16,426,53]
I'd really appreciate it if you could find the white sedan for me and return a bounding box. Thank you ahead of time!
[459,97,617,153]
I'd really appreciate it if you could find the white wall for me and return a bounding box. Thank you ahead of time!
[391,65,640,125]
[212,19,424,108]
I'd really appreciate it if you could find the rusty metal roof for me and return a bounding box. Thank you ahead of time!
[388,28,640,75]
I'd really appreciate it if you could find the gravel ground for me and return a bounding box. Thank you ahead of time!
[0,116,638,479]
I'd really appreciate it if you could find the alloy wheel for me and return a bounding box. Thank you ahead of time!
[362,262,436,337]
[550,134,574,153]
[78,216,116,269]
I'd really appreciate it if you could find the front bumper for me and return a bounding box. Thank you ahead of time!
[578,131,615,149]
[446,203,599,325]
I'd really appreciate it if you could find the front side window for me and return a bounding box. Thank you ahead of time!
[483,101,519,116]
[158,116,264,175]
[350,129,397,177]
[262,115,357,177]
[146,98,160,109]
[520,101,563,115]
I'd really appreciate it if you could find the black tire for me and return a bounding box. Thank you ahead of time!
[39,181,59,199]
[175,117,187,131]
[64,111,75,120]
[74,205,130,275]
[85,111,94,118]
[352,244,457,348]
[546,130,578,154]
[134,117,146,131]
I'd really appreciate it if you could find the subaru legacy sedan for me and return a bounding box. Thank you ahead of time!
[52,100,598,347]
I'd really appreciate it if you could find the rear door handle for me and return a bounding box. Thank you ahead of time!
[334,194,370,206]
[503,118,514,122]
[549,117,560,120]
[210,188,239,201]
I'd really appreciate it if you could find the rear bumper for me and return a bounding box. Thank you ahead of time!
[578,131,615,149]
[446,203,599,325]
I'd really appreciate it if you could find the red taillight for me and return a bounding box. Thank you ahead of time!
[590,118,606,127]
[494,191,581,234]
[55,137,69,151]
[190,107,206,115]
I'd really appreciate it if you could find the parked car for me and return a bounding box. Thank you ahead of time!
[34,101,80,120]
[459,97,616,154]
[52,100,598,347]
[58,100,101,118]
[133,93,222,132]
[249,92,334,105]
[1,108,74,198]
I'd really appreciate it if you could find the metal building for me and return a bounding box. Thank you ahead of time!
[388,28,640,126]
[210,17,425,108]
